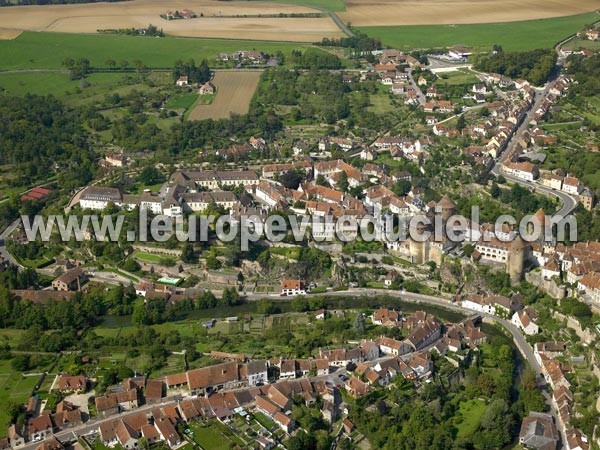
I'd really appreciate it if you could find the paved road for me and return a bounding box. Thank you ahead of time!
[406,68,426,106]
[290,3,354,37]
[0,219,24,269]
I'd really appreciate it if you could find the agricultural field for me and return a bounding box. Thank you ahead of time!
[0,32,325,70]
[0,71,171,105]
[0,0,342,42]
[0,28,21,40]
[269,0,346,11]
[340,0,599,27]
[188,71,262,120]
[357,12,600,51]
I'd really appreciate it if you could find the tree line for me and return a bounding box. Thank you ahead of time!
[474,48,557,86]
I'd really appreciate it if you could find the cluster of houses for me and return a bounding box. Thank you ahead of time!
[2,308,493,450]
[530,240,600,306]
[541,170,594,210]
[175,76,215,96]
[500,75,575,182]
[218,51,266,64]
[163,9,196,20]
[360,49,422,101]
[530,342,591,450]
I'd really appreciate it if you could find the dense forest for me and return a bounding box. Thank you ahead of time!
[288,49,343,69]
[318,32,383,57]
[566,53,600,97]
[255,69,350,123]
[0,95,95,188]
[474,48,557,86]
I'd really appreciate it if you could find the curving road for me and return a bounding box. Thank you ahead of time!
[247,288,542,372]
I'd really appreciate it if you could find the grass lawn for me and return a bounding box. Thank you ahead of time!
[254,412,276,429]
[16,255,54,269]
[165,91,199,110]
[0,329,24,347]
[541,121,583,131]
[189,421,233,450]
[455,399,486,438]
[0,32,323,70]
[91,439,124,450]
[436,68,480,86]
[132,251,176,264]
[367,92,395,113]
[357,12,600,52]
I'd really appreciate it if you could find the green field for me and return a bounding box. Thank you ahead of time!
[0,32,320,70]
[0,71,171,104]
[437,68,480,86]
[357,12,600,51]
[267,0,346,11]
[165,91,199,110]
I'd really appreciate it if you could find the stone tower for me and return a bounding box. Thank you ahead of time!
[507,235,528,286]
[437,195,457,222]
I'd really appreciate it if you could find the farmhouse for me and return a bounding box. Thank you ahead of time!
[472,83,487,94]
[28,416,53,442]
[511,307,540,335]
[199,82,215,95]
[375,336,410,356]
[186,362,246,396]
[176,76,188,86]
[52,269,86,292]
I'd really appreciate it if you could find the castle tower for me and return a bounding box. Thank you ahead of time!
[437,195,457,222]
[410,221,428,264]
[530,208,547,236]
[507,235,528,286]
